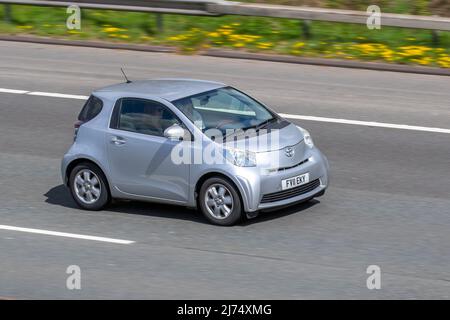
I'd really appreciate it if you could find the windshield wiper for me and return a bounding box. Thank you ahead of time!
[255,117,277,131]
[222,117,277,142]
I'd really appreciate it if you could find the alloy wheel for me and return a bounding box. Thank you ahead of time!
[204,183,234,219]
[73,169,102,205]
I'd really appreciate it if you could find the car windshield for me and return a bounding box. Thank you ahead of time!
[172,87,275,134]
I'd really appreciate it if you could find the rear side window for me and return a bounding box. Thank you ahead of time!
[78,95,103,122]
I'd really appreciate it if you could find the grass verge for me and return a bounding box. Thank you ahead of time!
[0,5,449,68]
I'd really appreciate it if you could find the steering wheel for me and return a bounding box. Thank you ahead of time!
[215,119,235,130]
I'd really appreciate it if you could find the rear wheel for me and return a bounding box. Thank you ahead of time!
[199,177,243,226]
[69,162,110,210]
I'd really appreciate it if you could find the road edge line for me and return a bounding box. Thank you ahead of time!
[204,49,450,77]
[0,225,136,245]
[0,35,448,77]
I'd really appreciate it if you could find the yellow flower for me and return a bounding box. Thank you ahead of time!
[103,27,119,32]
[293,42,305,49]
[381,49,394,59]
[238,35,260,43]
[119,34,130,39]
[352,43,391,57]
[398,45,432,57]
[208,32,220,38]
[411,57,432,65]
[257,42,273,49]
[437,56,450,68]
[102,27,126,33]
[228,34,241,42]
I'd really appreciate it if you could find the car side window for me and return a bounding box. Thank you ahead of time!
[113,98,181,137]
[78,95,103,122]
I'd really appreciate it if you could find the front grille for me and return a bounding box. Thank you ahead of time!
[260,179,321,204]
[277,158,309,172]
[267,158,309,173]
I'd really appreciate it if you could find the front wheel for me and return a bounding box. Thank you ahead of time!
[69,162,110,210]
[199,177,243,226]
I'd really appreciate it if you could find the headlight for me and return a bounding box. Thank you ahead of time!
[297,126,314,148]
[225,147,256,167]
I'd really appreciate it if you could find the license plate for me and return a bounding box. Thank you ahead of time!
[281,173,310,190]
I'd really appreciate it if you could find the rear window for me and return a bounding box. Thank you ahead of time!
[78,95,103,122]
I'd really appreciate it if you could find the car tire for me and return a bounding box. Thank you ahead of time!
[199,177,243,226]
[69,162,110,211]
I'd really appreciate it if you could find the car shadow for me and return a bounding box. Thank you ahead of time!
[44,184,79,209]
[240,199,320,226]
[44,184,207,224]
[108,200,208,224]
[45,184,320,226]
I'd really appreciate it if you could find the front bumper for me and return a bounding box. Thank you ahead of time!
[257,179,326,211]
[234,147,329,212]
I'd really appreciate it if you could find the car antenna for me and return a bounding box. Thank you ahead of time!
[120,67,132,83]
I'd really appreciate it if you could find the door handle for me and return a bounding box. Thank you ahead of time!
[111,136,126,145]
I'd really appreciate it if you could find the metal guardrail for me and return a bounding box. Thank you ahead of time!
[1,0,450,31]
[209,3,450,31]
[0,0,222,15]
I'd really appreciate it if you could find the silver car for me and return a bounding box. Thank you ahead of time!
[62,79,329,225]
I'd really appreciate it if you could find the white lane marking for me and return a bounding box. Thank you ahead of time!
[0,87,88,100]
[0,88,29,94]
[0,225,135,245]
[280,114,450,134]
[27,91,89,100]
[1,87,449,135]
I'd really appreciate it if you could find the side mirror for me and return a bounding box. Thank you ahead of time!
[164,124,185,141]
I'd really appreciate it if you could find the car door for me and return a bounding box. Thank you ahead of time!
[106,97,190,203]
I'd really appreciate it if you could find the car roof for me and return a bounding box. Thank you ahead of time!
[93,78,226,102]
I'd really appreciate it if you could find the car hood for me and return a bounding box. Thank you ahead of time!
[224,122,304,153]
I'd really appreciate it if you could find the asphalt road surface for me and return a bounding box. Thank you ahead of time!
[0,41,449,299]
